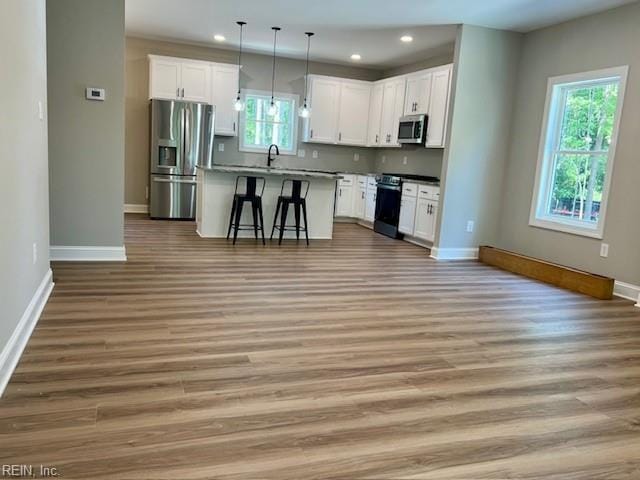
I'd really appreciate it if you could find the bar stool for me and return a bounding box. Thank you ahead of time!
[226,176,266,245]
[270,179,310,245]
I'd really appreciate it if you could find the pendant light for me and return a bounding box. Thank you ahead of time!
[267,27,281,117]
[233,21,246,112]
[298,32,314,118]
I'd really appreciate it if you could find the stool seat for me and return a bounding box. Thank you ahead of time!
[270,179,310,246]
[226,176,266,245]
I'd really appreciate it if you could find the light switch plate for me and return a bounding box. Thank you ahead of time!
[312,150,318,159]
[38,101,44,120]
[298,149,305,158]
[402,156,408,165]
[218,143,225,152]
[600,243,609,258]
[354,153,360,161]
[466,220,474,233]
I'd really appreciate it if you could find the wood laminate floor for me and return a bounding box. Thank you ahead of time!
[1,214,640,479]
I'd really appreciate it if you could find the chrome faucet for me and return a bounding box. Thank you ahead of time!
[267,144,279,167]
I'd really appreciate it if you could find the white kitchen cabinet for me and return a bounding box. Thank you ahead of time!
[149,55,211,103]
[353,176,368,219]
[335,175,355,217]
[211,64,239,136]
[414,199,439,242]
[379,77,406,147]
[404,71,432,115]
[426,65,452,148]
[149,57,181,100]
[414,185,440,242]
[398,195,417,235]
[337,83,371,146]
[364,176,377,222]
[367,83,384,146]
[306,77,341,144]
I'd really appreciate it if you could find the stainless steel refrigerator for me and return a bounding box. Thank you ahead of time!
[149,99,215,219]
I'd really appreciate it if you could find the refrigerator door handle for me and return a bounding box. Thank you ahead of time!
[152,177,197,184]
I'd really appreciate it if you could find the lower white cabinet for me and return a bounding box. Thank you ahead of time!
[364,176,377,222]
[398,195,417,235]
[414,199,438,242]
[335,175,355,217]
[353,176,367,219]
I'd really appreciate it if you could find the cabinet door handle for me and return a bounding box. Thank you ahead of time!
[181,88,185,97]
[339,132,342,141]
[176,88,180,98]
[362,191,365,199]
[233,121,236,132]
[375,134,378,143]
[339,189,342,197]
[310,129,314,138]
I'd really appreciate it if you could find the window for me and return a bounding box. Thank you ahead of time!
[530,66,628,239]
[239,90,298,155]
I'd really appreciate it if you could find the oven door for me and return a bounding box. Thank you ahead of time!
[374,184,402,238]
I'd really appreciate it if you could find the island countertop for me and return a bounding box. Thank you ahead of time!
[197,164,343,180]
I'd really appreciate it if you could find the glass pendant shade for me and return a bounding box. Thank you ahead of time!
[233,92,245,112]
[298,101,311,118]
[267,99,278,116]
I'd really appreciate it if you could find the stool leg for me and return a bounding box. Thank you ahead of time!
[232,199,244,245]
[278,201,289,246]
[251,199,259,239]
[226,198,237,239]
[294,202,301,241]
[270,198,281,240]
[302,199,309,246]
[257,199,266,246]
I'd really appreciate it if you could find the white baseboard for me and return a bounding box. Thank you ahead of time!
[614,281,640,306]
[0,269,54,396]
[124,203,149,214]
[50,245,127,262]
[430,247,479,260]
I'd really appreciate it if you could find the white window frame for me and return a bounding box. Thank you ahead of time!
[238,89,299,156]
[529,66,628,239]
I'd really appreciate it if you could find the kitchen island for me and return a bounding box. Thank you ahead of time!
[196,165,341,240]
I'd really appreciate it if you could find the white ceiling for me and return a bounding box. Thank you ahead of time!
[125,0,636,68]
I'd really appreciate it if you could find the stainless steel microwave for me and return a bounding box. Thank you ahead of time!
[398,114,427,144]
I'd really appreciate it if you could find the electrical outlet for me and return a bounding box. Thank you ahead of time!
[382,155,386,163]
[145,186,149,200]
[298,149,305,158]
[32,243,37,265]
[402,156,408,165]
[218,143,225,152]
[354,153,360,162]
[600,243,609,258]
[466,220,474,233]
[312,150,318,159]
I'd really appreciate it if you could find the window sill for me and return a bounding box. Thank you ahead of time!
[529,217,603,240]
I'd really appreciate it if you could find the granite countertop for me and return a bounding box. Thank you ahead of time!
[404,179,441,187]
[198,164,342,179]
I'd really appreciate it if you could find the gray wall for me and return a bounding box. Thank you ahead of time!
[125,37,381,205]
[497,2,640,285]
[0,1,50,354]
[47,0,125,247]
[374,147,444,177]
[436,25,522,251]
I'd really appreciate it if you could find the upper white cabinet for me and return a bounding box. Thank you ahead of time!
[367,84,384,147]
[149,56,211,103]
[404,71,432,115]
[305,76,370,146]
[425,65,453,148]
[149,55,239,137]
[379,77,406,147]
[337,83,371,146]
[306,76,341,144]
[211,64,239,136]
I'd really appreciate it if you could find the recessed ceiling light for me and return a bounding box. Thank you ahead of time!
[400,35,413,43]
[350,53,361,61]
[214,34,226,42]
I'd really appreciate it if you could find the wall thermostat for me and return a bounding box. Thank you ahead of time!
[86,87,106,101]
